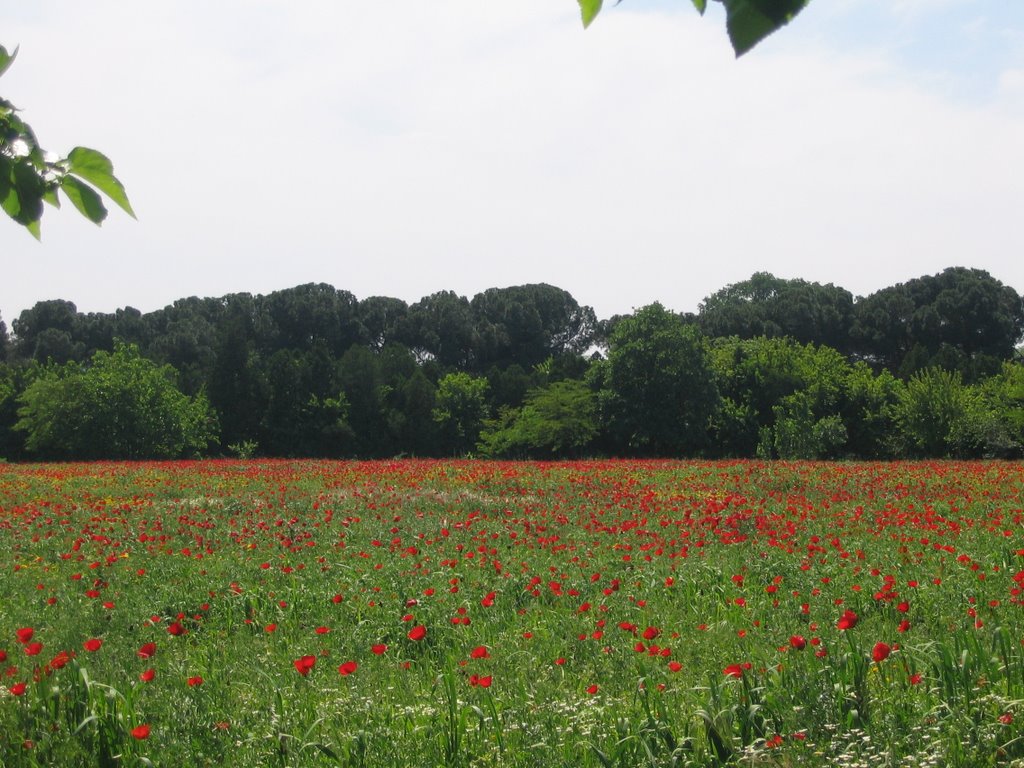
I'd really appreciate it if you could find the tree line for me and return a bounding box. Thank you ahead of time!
[1,267,1022,461]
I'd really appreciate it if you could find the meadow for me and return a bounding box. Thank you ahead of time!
[1,459,1023,767]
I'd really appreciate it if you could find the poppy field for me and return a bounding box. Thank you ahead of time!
[2,459,1024,767]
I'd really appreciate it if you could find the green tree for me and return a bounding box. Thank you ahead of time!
[892,367,974,458]
[698,272,854,353]
[478,380,599,458]
[432,372,490,455]
[15,343,216,460]
[852,267,1024,380]
[2,45,134,237]
[604,303,720,456]
[579,0,811,57]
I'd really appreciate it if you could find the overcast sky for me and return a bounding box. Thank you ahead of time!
[2,1,1022,326]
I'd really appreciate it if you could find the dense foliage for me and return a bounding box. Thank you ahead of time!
[1,268,1022,461]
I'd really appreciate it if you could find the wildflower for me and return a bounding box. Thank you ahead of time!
[586,684,599,694]
[9,682,27,695]
[294,656,317,677]
[470,646,489,659]
[83,638,103,652]
[15,628,34,644]
[187,675,204,687]
[138,642,157,659]
[789,635,807,650]
[24,643,43,657]
[167,622,185,636]
[872,642,891,663]
[140,669,155,682]
[408,625,427,641]
[338,661,358,676]
[837,610,858,630]
[723,664,744,678]
[131,724,150,740]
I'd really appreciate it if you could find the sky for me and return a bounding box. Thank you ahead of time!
[2,1,1023,326]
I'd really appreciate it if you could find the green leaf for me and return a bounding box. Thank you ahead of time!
[721,0,810,57]
[61,175,108,225]
[42,187,60,208]
[691,0,708,14]
[579,0,603,28]
[0,45,17,80]
[67,146,136,218]
[11,159,45,226]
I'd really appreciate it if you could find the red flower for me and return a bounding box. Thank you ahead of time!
[187,675,204,687]
[642,626,661,641]
[908,673,922,685]
[470,646,489,659]
[723,664,744,678]
[15,628,34,644]
[837,610,858,631]
[83,638,103,652]
[554,657,566,666]
[999,712,1014,725]
[9,682,27,696]
[872,642,891,663]
[140,669,155,682]
[315,626,330,635]
[167,622,186,637]
[294,656,317,677]
[131,724,151,740]
[50,651,71,670]
[371,644,387,655]
[24,642,43,656]
[789,635,807,650]
[586,684,599,695]
[138,642,157,659]
[338,661,358,676]
[470,674,493,688]
[668,661,683,672]
[264,623,277,633]
[408,625,427,641]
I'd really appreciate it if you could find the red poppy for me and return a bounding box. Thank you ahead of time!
[9,682,27,696]
[408,625,427,641]
[15,628,34,644]
[371,644,387,655]
[999,713,1014,725]
[187,675,204,687]
[586,684,599,695]
[837,610,858,631]
[264,623,277,633]
[789,635,807,650]
[908,673,922,685]
[872,642,891,663]
[83,638,103,652]
[554,657,566,666]
[140,669,155,682]
[668,661,683,672]
[167,622,186,636]
[470,646,490,659]
[131,724,151,740]
[470,674,493,688]
[24,642,43,657]
[338,661,358,676]
[315,626,330,635]
[723,664,744,678]
[50,650,71,670]
[642,626,661,641]
[294,656,317,677]
[138,642,157,659]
